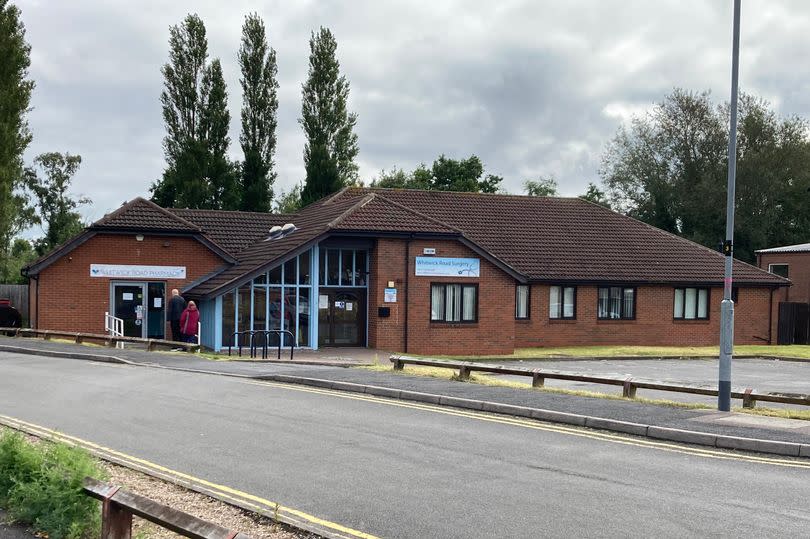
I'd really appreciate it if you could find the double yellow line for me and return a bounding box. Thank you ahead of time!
[0,414,379,539]
[245,379,810,470]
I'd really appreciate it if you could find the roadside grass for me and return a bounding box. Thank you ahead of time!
[0,429,106,539]
[416,344,810,361]
[360,365,810,420]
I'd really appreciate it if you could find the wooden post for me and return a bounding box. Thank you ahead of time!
[457,366,471,381]
[742,388,756,409]
[622,379,637,399]
[393,358,404,371]
[102,492,132,539]
[532,372,545,388]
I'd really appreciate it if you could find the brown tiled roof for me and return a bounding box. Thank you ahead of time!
[330,194,460,234]
[91,197,200,232]
[168,208,289,255]
[327,188,787,286]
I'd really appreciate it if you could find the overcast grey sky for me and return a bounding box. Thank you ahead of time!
[16,0,810,225]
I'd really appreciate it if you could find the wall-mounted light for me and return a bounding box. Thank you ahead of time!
[135,234,144,242]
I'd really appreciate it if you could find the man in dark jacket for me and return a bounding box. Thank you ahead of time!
[168,289,186,342]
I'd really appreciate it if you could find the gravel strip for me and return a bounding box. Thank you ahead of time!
[102,462,316,539]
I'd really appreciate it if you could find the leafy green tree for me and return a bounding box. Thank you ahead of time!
[579,182,611,208]
[24,152,90,255]
[0,0,36,282]
[151,14,237,209]
[274,182,303,214]
[371,155,502,193]
[5,238,34,283]
[601,88,810,262]
[238,13,278,212]
[300,27,358,205]
[523,176,558,196]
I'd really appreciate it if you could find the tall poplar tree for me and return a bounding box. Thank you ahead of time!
[0,0,35,281]
[238,13,278,212]
[151,14,238,209]
[300,27,358,206]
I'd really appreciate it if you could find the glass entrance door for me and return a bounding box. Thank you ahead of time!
[113,283,146,337]
[318,289,365,346]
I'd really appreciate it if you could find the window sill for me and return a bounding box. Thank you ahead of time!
[429,321,478,327]
[596,318,636,322]
[673,319,710,323]
[549,318,577,323]
[516,318,531,323]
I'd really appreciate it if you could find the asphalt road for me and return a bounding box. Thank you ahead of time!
[492,357,810,407]
[1,352,809,538]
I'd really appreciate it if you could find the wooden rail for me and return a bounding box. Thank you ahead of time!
[390,356,810,409]
[84,477,250,539]
[0,327,200,353]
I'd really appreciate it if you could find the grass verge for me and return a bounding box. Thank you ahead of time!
[0,429,106,539]
[360,365,810,421]
[418,344,810,360]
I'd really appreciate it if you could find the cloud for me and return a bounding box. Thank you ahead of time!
[15,0,810,226]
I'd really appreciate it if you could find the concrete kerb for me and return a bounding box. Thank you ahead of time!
[4,344,810,460]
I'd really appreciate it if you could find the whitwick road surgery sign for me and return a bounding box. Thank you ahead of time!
[90,264,187,279]
[414,257,480,277]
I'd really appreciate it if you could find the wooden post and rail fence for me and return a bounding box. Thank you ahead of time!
[390,356,810,409]
[0,327,200,352]
[84,477,250,539]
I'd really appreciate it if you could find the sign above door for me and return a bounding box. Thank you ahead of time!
[90,264,186,279]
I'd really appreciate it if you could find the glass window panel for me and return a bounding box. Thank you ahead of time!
[327,249,340,285]
[609,287,622,319]
[446,284,462,322]
[431,285,444,321]
[697,289,708,319]
[221,291,235,347]
[319,248,326,286]
[253,287,266,332]
[253,272,267,285]
[684,288,697,319]
[769,264,789,278]
[299,251,311,285]
[297,288,310,347]
[283,288,296,346]
[674,289,684,318]
[462,286,476,321]
[563,287,575,318]
[598,288,609,318]
[267,288,282,346]
[237,287,251,345]
[516,285,529,318]
[355,251,367,286]
[341,249,354,286]
[623,288,634,319]
[284,258,296,285]
[549,286,561,319]
[268,264,281,284]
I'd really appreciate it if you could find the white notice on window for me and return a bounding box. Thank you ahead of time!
[122,293,133,301]
[153,297,162,308]
[346,302,353,311]
[319,294,329,309]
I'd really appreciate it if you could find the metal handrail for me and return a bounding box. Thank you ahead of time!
[104,312,124,349]
[228,329,295,360]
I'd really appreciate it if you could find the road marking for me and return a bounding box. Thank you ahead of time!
[244,380,810,470]
[0,414,379,539]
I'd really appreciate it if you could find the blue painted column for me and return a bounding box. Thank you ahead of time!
[310,245,319,350]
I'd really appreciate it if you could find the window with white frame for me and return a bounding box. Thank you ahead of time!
[516,285,530,319]
[597,286,635,320]
[768,264,789,278]
[674,287,709,320]
[431,283,477,323]
[549,286,576,319]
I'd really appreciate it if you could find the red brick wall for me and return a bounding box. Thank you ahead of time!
[368,238,516,355]
[31,233,225,334]
[758,252,810,304]
[515,284,775,347]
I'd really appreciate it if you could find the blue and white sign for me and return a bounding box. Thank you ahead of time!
[415,257,480,277]
[90,264,186,279]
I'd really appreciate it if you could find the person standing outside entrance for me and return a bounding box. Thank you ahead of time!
[179,301,200,343]
[168,289,186,342]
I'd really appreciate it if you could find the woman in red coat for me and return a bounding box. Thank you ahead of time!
[179,301,200,343]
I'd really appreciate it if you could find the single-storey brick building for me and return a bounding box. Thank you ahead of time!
[24,188,790,355]
[756,242,809,344]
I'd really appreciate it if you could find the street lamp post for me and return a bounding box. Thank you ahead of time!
[719,0,741,412]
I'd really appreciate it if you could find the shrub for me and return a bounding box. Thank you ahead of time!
[0,430,43,506]
[0,429,107,539]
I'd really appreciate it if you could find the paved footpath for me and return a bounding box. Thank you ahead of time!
[2,337,809,448]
